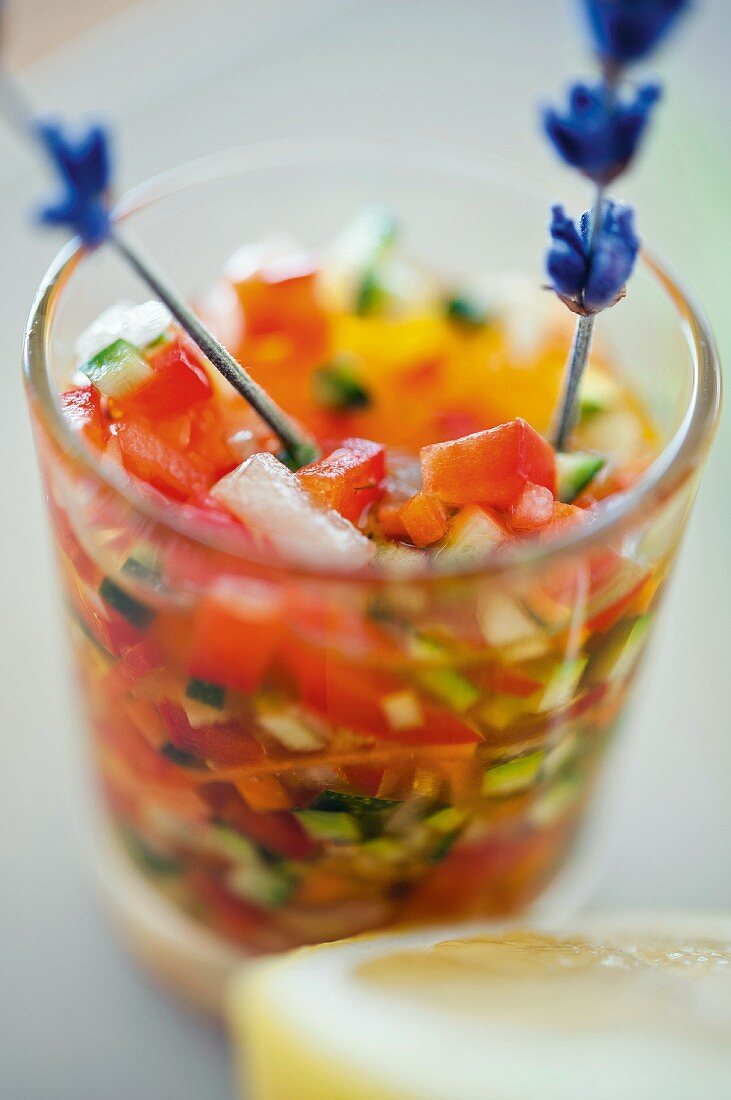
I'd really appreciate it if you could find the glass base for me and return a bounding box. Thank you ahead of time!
[90,819,246,1017]
[88,777,612,1018]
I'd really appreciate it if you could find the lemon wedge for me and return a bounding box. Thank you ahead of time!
[229,913,731,1100]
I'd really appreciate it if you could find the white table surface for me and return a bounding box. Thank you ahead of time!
[1,2,730,1097]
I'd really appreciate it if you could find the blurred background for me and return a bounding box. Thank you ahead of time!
[1,1,729,1097]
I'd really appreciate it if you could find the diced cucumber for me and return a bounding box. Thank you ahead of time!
[585,558,648,630]
[482,751,545,797]
[121,545,164,589]
[478,692,531,732]
[82,338,153,400]
[360,837,405,862]
[477,590,552,660]
[226,861,294,909]
[258,708,326,751]
[609,615,652,681]
[375,542,425,577]
[542,732,580,778]
[312,355,371,411]
[320,205,399,314]
[410,636,480,713]
[444,293,491,331]
[99,577,154,631]
[76,300,172,363]
[521,587,574,633]
[356,267,389,316]
[160,742,204,769]
[530,772,582,827]
[428,830,461,863]
[381,690,425,731]
[433,505,507,572]
[310,790,400,817]
[536,657,588,713]
[308,790,402,841]
[208,824,258,861]
[578,371,620,421]
[185,678,226,710]
[123,829,181,876]
[295,809,361,843]
[424,806,468,833]
[556,452,606,504]
[589,614,653,683]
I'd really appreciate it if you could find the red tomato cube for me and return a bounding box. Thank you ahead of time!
[198,782,315,860]
[420,419,556,509]
[188,578,286,694]
[233,254,328,352]
[509,482,555,531]
[60,386,108,449]
[297,438,386,523]
[116,417,210,501]
[121,338,212,419]
[399,492,449,547]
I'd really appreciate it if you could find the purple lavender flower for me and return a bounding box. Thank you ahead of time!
[581,0,691,66]
[544,81,660,185]
[547,200,639,314]
[36,120,112,246]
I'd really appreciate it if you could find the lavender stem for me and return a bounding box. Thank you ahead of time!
[111,229,318,466]
[0,64,318,468]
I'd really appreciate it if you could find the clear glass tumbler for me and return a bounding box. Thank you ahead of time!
[23,140,720,1013]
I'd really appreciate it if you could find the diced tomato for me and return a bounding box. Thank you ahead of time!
[482,666,543,698]
[389,705,482,746]
[198,782,315,859]
[186,404,239,481]
[297,438,386,523]
[187,871,270,945]
[159,700,265,769]
[282,640,480,745]
[282,641,397,737]
[399,493,449,547]
[421,419,556,509]
[60,386,108,449]
[188,578,286,693]
[120,338,212,419]
[235,774,293,812]
[538,501,588,541]
[101,718,193,789]
[375,500,410,540]
[509,483,554,531]
[72,581,146,656]
[50,500,100,584]
[116,417,210,501]
[563,682,609,721]
[586,574,649,634]
[234,255,328,352]
[119,637,165,679]
[340,763,387,797]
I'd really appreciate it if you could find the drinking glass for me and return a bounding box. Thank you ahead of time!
[23,139,721,1013]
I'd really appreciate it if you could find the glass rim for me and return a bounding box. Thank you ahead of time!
[22,136,722,585]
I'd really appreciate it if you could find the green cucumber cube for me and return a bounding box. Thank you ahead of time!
[313,355,371,411]
[295,809,362,843]
[445,293,491,331]
[536,657,588,713]
[82,338,153,400]
[99,577,154,631]
[185,678,226,710]
[556,451,606,504]
[482,751,545,797]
